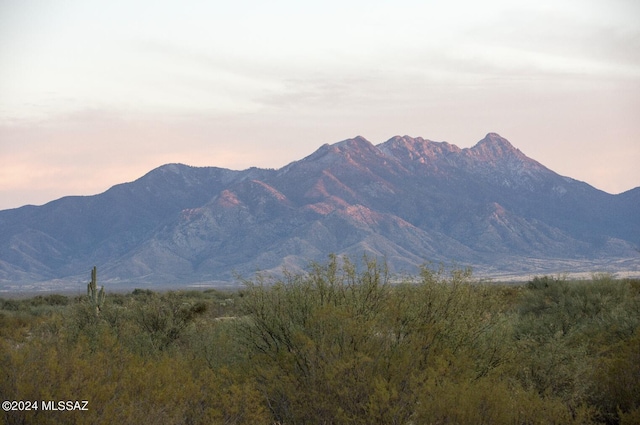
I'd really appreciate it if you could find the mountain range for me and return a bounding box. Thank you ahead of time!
[1,133,639,291]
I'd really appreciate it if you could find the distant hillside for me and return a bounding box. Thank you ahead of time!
[1,133,639,290]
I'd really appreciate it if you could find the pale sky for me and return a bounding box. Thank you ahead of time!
[1,0,639,210]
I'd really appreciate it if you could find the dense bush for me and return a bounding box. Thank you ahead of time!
[0,261,639,424]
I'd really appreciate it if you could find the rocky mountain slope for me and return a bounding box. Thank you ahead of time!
[1,133,638,289]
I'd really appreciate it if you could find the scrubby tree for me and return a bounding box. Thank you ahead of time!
[238,256,516,424]
[134,291,207,352]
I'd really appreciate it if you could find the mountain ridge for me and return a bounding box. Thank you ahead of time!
[1,133,638,290]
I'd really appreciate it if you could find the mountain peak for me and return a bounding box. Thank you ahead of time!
[477,132,516,148]
[378,135,461,163]
[299,136,377,164]
[333,135,375,150]
[468,133,523,160]
[485,132,505,140]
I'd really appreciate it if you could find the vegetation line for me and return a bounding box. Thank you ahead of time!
[1,259,639,424]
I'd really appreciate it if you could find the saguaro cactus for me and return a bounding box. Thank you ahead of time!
[87,266,105,316]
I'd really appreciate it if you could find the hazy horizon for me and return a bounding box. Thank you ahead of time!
[1,0,639,210]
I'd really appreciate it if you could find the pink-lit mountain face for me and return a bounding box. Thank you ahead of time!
[1,133,638,288]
